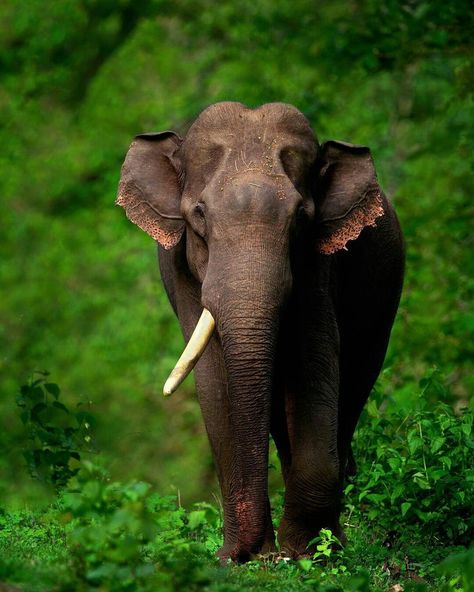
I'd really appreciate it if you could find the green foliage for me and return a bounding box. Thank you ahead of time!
[302,529,348,579]
[0,509,70,590]
[147,496,219,591]
[61,463,158,590]
[16,372,96,490]
[1,493,472,591]
[3,374,473,591]
[351,372,474,545]
[60,467,219,591]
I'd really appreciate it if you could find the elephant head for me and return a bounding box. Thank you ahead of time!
[116,102,384,558]
[117,102,383,389]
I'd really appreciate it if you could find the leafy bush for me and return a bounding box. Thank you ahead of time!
[148,496,219,591]
[299,529,349,579]
[350,372,474,545]
[0,508,70,588]
[59,462,221,591]
[16,372,96,490]
[61,462,157,590]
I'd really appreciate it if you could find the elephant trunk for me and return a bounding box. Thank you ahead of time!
[218,305,278,556]
[203,246,290,558]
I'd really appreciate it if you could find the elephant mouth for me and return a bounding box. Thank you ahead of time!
[163,308,216,396]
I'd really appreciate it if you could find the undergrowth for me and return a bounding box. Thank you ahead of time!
[0,372,472,592]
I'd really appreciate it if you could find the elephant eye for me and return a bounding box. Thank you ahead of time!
[295,204,313,233]
[195,202,206,218]
[192,202,207,238]
[296,204,306,223]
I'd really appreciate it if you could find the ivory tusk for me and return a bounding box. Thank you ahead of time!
[163,308,215,397]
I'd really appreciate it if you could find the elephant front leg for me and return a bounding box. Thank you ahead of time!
[278,309,344,557]
[278,405,344,557]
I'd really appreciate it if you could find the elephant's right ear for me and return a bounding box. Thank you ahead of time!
[116,131,185,249]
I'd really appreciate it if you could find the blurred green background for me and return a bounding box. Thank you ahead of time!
[1,0,472,507]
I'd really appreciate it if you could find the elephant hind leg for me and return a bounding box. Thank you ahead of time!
[337,328,392,486]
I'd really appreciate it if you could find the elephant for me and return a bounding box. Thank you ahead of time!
[116,102,404,563]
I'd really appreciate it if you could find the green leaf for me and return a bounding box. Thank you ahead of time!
[45,383,61,399]
[390,483,404,503]
[387,457,401,471]
[298,558,313,572]
[367,400,379,418]
[52,401,69,413]
[431,436,445,453]
[188,510,206,530]
[401,502,412,516]
[30,402,47,420]
[125,481,150,501]
[407,432,423,455]
[413,472,431,490]
[28,386,45,404]
[440,455,452,469]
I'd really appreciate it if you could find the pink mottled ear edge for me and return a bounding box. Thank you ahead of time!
[314,141,385,255]
[317,188,384,254]
[116,132,185,250]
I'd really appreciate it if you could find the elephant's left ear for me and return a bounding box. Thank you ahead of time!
[314,141,385,255]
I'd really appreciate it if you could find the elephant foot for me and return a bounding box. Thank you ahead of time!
[278,515,346,559]
[260,538,277,554]
[216,528,276,564]
[259,529,277,557]
[215,542,256,564]
[216,502,276,563]
[216,543,244,564]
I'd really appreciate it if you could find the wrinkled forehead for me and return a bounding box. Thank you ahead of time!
[183,102,318,152]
